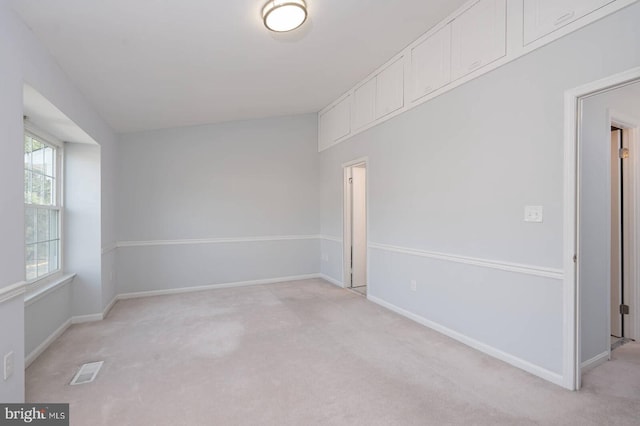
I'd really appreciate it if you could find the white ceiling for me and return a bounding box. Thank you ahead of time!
[11,0,468,134]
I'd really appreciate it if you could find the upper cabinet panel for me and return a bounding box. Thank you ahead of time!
[318,95,351,151]
[353,77,377,131]
[451,0,507,81]
[410,24,452,103]
[376,57,405,119]
[523,0,615,45]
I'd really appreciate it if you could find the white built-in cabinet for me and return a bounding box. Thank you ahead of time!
[409,24,451,103]
[375,57,405,119]
[318,0,628,151]
[352,56,405,131]
[318,95,350,151]
[523,0,615,45]
[352,77,376,131]
[451,0,507,81]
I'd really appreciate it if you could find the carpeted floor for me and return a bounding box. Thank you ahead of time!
[26,279,640,425]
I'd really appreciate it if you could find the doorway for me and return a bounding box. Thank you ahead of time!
[566,71,640,390]
[343,160,367,296]
[610,125,633,350]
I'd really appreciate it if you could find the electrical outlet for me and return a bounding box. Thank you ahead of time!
[4,351,14,381]
[410,280,417,292]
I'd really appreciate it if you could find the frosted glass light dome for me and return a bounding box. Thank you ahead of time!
[262,0,308,32]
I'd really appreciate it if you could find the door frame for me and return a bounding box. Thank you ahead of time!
[564,66,640,390]
[342,157,369,290]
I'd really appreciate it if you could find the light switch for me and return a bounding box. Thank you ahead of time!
[524,206,543,223]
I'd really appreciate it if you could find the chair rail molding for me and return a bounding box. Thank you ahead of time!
[369,242,564,280]
[0,281,26,304]
[117,234,321,248]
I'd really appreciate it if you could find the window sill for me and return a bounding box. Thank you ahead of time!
[24,273,76,307]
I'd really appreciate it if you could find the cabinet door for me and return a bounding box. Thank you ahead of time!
[523,0,614,45]
[451,0,506,81]
[410,24,451,102]
[376,57,404,119]
[319,95,351,151]
[352,77,377,130]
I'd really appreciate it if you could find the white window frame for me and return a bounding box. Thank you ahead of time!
[24,122,64,290]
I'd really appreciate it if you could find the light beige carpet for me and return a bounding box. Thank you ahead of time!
[26,279,640,425]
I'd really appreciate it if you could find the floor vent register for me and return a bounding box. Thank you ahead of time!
[70,361,104,385]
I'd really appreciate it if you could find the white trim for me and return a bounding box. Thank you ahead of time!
[319,273,344,288]
[563,85,580,391]
[71,313,103,324]
[341,157,369,168]
[368,295,564,387]
[319,235,342,243]
[369,242,564,280]
[580,351,609,371]
[0,281,26,304]
[101,242,117,255]
[25,318,72,368]
[23,276,320,367]
[24,122,64,148]
[24,273,75,307]
[633,126,640,342]
[564,66,640,391]
[102,295,118,319]
[117,234,320,248]
[25,301,116,367]
[117,274,321,300]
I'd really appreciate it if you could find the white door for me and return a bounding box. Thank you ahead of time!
[351,166,367,287]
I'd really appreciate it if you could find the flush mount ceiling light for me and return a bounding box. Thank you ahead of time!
[262,0,308,32]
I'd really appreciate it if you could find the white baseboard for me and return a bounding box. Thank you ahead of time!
[368,295,565,387]
[581,351,609,371]
[25,318,72,368]
[24,274,324,366]
[117,274,321,300]
[102,295,119,319]
[319,274,344,288]
[25,297,119,366]
[71,313,103,324]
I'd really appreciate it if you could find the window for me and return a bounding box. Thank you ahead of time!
[24,129,62,282]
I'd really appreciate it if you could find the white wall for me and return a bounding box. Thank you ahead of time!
[319,3,640,380]
[580,82,640,364]
[117,114,319,294]
[0,0,26,402]
[65,143,103,316]
[24,284,72,361]
[0,0,118,401]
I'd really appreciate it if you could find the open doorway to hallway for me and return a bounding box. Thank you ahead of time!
[610,126,634,351]
[576,77,640,388]
[343,160,367,296]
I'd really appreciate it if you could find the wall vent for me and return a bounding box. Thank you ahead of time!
[70,361,103,385]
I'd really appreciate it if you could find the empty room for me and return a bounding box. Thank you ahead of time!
[1,0,640,424]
